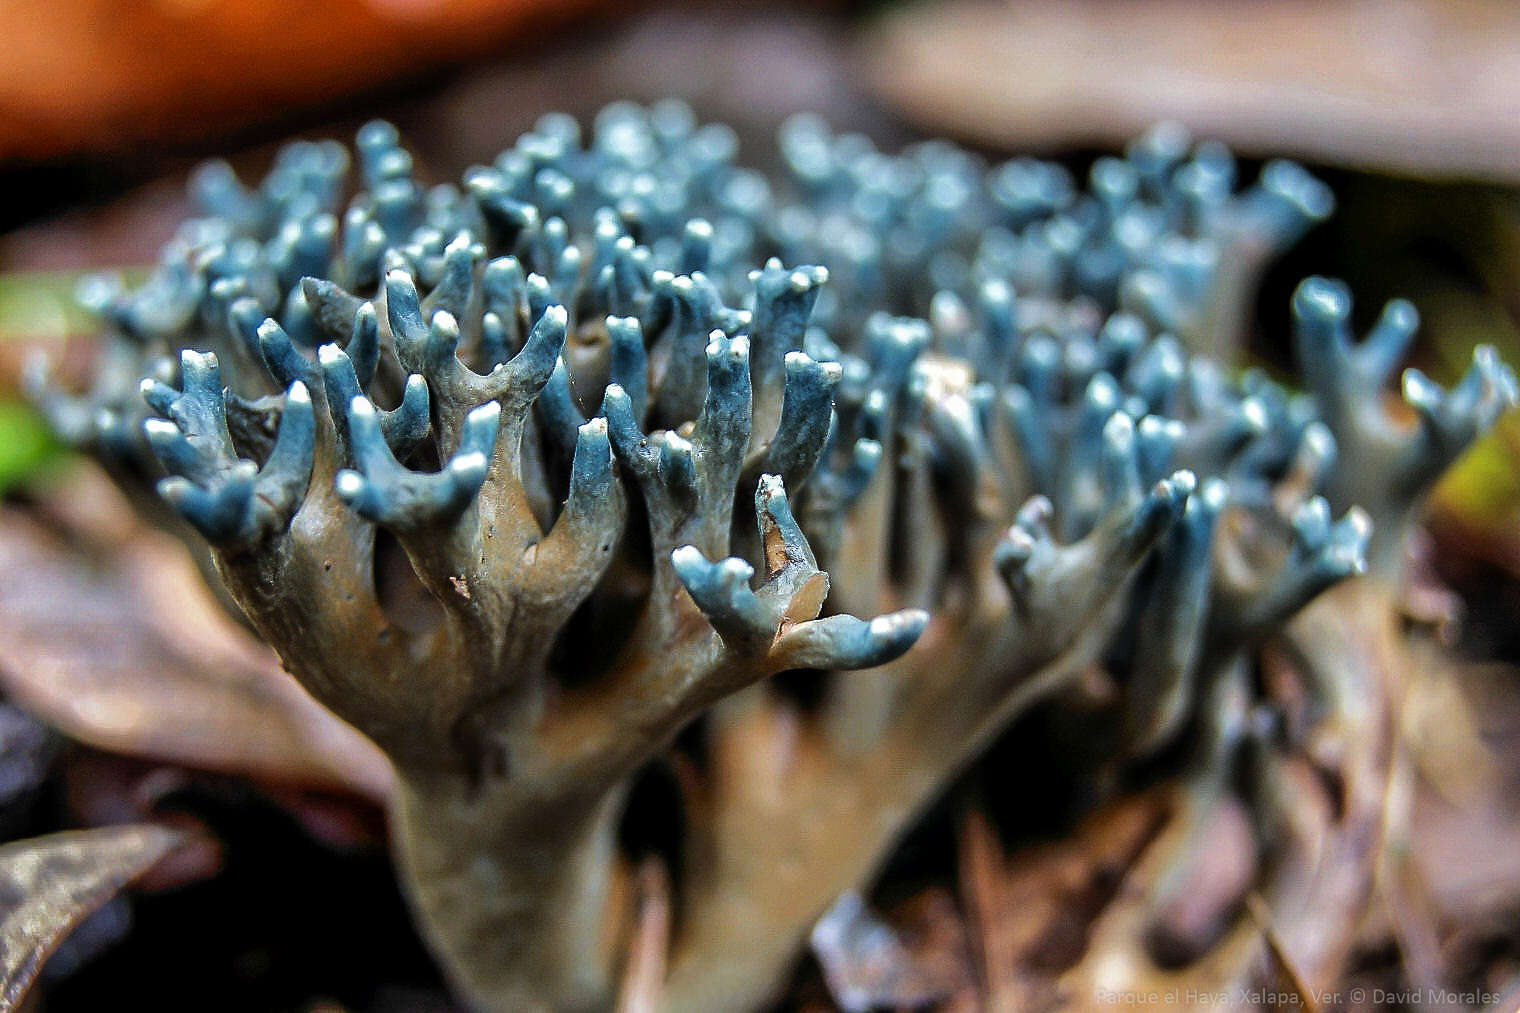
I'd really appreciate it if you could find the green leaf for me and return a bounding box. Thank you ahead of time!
[0,402,61,493]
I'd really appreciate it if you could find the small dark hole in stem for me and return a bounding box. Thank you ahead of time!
[372,528,444,635]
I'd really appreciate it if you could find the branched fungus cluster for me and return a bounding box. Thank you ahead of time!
[31,104,1517,1011]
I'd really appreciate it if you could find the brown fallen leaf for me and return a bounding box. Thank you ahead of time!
[1143,795,1259,970]
[1402,658,1520,929]
[0,461,392,803]
[984,791,1170,1010]
[59,753,227,891]
[811,888,970,1012]
[616,857,672,1013]
[1244,894,1321,1013]
[884,886,978,1009]
[958,803,1017,1008]
[863,0,1520,183]
[0,823,184,1012]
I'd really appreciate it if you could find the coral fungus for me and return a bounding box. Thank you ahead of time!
[31,104,1516,1011]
